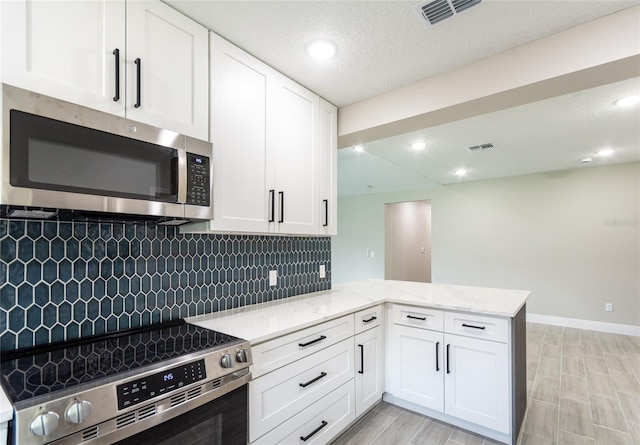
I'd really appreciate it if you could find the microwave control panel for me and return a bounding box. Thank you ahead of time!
[186,153,211,206]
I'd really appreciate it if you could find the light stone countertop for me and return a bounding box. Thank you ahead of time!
[187,279,530,345]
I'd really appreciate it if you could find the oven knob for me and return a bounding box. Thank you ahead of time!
[29,411,59,437]
[65,400,93,424]
[236,349,248,363]
[220,353,233,368]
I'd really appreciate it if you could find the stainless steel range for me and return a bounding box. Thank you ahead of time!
[0,320,252,445]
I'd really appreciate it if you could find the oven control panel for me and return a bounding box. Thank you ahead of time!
[116,359,206,410]
[185,152,211,206]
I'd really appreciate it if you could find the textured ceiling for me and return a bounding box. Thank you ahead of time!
[338,77,640,196]
[166,0,639,107]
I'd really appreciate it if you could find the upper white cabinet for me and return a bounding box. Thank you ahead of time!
[1,0,125,116]
[318,99,338,236]
[1,0,208,140]
[200,32,337,236]
[125,1,208,139]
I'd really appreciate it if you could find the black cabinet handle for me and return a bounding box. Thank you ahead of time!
[446,344,451,374]
[299,335,326,348]
[268,190,275,222]
[462,323,486,330]
[362,316,377,323]
[300,421,328,442]
[299,372,327,388]
[358,344,364,374]
[406,314,426,321]
[134,58,141,108]
[278,191,284,223]
[112,48,120,102]
[323,199,328,227]
[436,341,440,372]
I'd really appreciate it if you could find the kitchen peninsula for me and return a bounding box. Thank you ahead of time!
[188,279,530,445]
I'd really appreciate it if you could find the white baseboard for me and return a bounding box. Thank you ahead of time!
[527,313,640,337]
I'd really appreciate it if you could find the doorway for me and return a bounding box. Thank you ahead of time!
[384,200,432,283]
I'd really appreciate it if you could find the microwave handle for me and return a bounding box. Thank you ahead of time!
[177,148,187,204]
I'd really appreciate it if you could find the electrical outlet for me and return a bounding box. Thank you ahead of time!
[269,270,277,287]
[605,303,613,312]
[319,265,326,279]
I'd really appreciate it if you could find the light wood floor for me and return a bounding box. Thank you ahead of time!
[331,323,640,445]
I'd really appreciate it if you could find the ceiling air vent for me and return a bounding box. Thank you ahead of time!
[414,0,481,25]
[467,143,494,152]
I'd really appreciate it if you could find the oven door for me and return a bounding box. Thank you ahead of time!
[113,385,247,445]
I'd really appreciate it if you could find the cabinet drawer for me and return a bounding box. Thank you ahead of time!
[444,312,509,343]
[354,305,382,334]
[393,305,443,331]
[251,315,354,378]
[252,381,355,445]
[249,338,354,442]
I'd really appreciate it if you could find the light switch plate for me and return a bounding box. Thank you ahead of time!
[319,265,326,279]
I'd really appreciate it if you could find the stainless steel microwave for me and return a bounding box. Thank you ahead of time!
[1,84,212,224]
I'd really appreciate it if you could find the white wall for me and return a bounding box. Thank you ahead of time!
[333,162,640,327]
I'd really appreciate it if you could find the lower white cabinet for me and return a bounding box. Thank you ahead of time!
[354,324,383,417]
[253,381,355,445]
[388,325,444,411]
[444,333,509,433]
[249,338,354,442]
[386,304,513,440]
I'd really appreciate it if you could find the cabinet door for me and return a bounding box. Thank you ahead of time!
[272,76,320,235]
[444,334,509,433]
[126,1,208,139]
[318,99,338,236]
[1,0,125,116]
[355,325,383,417]
[388,325,444,411]
[208,33,273,233]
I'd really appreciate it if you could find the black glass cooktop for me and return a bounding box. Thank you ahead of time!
[0,320,241,404]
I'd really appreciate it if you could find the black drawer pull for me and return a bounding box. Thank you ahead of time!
[298,335,326,348]
[362,316,377,323]
[278,191,284,223]
[435,341,440,372]
[358,344,364,374]
[462,323,486,330]
[323,199,329,227]
[406,314,426,321]
[300,421,328,441]
[299,372,327,388]
[446,344,451,374]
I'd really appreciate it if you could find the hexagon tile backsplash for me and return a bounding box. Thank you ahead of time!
[0,219,331,352]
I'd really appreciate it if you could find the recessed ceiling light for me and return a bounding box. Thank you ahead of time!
[353,145,364,153]
[306,40,336,60]
[580,157,593,163]
[410,141,426,150]
[596,148,614,157]
[614,95,640,107]
[454,168,468,177]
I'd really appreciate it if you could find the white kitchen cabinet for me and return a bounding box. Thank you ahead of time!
[272,76,320,235]
[207,32,273,233]
[388,325,444,411]
[1,0,208,139]
[125,1,208,139]
[1,0,125,116]
[187,33,335,236]
[444,333,510,434]
[354,324,383,417]
[386,304,516,442]
[318,98,338,236]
